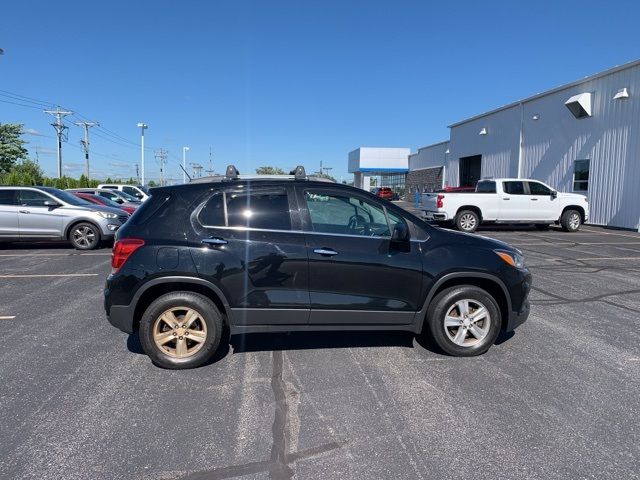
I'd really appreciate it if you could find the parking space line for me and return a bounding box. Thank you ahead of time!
[513,241,640,246]
[546,256,640,262]
[0,253,111,257]
[0,273,100,278]
[581,228,640,239]
[0,316,16,320]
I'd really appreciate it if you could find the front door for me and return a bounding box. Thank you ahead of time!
[499,181,531,221]
[0,189,20,238]
[189,185,310,326]
[17,189,63,237]
[298,187,423,325]
[526,181,556,221]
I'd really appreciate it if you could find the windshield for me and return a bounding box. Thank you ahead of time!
[40,187,92,206]
[117,190,141,202]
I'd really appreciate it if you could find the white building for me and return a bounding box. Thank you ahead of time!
[349,147,409,193]
[409,59,640,229]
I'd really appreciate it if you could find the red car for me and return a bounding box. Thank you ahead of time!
[73,192,137,215]
[374,186,394,200]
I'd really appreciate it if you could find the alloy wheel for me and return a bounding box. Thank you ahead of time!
[459,213,477,231]
[444,299,491,347]
[152,307,208,358]
[73,226,96,248]
[569,213,580,230]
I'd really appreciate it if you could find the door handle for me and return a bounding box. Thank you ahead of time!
[502,198,510,201]
[202,237,228,246]
[313,248,338,256]
[531,198,538,201]
[19,210,30,214]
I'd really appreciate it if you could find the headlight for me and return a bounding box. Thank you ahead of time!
[97,212,118,219]
[494,249,525,268]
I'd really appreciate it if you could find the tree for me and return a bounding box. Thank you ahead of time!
[0,159,44,186]
[0,123,28,173]
[147,180,158,187]
[255,166,285,175]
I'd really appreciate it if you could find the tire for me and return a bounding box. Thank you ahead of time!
[560,209,582,232]
[139,291,223,369]
[426,286,502,357]
[68,222,101,250]
[534,224,550,231]
[455,210,480,233]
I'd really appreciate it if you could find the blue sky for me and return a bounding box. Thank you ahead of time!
[1,0,639,183]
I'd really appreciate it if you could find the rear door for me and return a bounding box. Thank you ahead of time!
[17,189,63,237]
[499,181,530,220]
[526,181,556,221]
[0,189,20,238]
[298,186,423,325]
[190,184,310,326]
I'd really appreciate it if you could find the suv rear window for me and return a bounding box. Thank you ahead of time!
[199,188,291,231]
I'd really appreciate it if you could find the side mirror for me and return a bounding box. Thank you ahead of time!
[391,222,409,242]
[115,198,124,204]
[551,190,558,199]
[135,193,143,199]
[43,200,60,208]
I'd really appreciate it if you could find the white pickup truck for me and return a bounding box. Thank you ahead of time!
[423,178,589,233]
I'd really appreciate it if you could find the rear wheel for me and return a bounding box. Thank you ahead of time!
[560,210,582,232]
[426,286,501,356]
[455,210,479,233]
[69,222,101,250]
[139,291,222,369]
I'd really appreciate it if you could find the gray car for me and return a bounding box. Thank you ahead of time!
[0,186,128,250]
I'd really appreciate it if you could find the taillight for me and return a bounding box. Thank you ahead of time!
[111,238,144,273]
[436,194,444,209]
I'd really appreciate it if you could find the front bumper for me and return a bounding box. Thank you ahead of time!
[505,298,530,331]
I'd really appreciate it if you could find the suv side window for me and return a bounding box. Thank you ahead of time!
[503,181,525,195]
[199,188,292,231]
[304,190,398,237]
[527,181,552,195]
[19,190,50,206]
[0,190,17,205]
[122,186,138,196]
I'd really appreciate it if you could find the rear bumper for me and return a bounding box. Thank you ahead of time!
[424,211,450,221]
[106,301,135,334]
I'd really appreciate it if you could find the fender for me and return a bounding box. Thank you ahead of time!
[131,275,232,318]
[413,271,512,333]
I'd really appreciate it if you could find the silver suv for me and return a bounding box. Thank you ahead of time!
[0,186,128,250]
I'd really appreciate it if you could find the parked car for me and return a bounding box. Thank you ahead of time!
[0,186,128,249]
[374,186,394,200]
[423,178,589,233]
[105,165,532,369]
[71,191,137,215]
[97,183,150,201]
[66,188,142,207]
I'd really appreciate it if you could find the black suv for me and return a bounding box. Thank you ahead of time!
[105,166,531,369]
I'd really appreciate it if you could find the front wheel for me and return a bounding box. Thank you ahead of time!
[455,210,480,233]
[426,286,502,357]
[69,222,101,250]
[139,291,223,369]
[560,210,582,232]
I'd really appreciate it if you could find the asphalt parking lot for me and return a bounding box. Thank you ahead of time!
[1,225,639,480]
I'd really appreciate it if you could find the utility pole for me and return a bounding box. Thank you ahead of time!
[154,148,168,186]
[182,146,190,184]
[74,121,99,180]
[205,147,214,176]
[137,123,148,185]
[44,107,73,178]
[135,163,140,183]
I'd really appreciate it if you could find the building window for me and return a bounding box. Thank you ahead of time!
[573,160,590,192]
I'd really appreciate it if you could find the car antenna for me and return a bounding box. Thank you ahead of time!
[179,163,192,182]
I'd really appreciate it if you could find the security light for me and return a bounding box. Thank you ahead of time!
[479,128,488,135]
[613,87,629,100]
[532,114,540,120]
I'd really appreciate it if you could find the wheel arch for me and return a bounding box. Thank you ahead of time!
[415,272,511,333]
[131,276,231,333]
[561,205,585,222]
[64,218,103,239]
[456,205,483,221]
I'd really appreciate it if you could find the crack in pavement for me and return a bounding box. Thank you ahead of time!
[174,351,346,480]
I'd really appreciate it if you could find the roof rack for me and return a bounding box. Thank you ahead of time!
[225,165,240,180]
[289,165,306,180]
[189,164,330,184]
